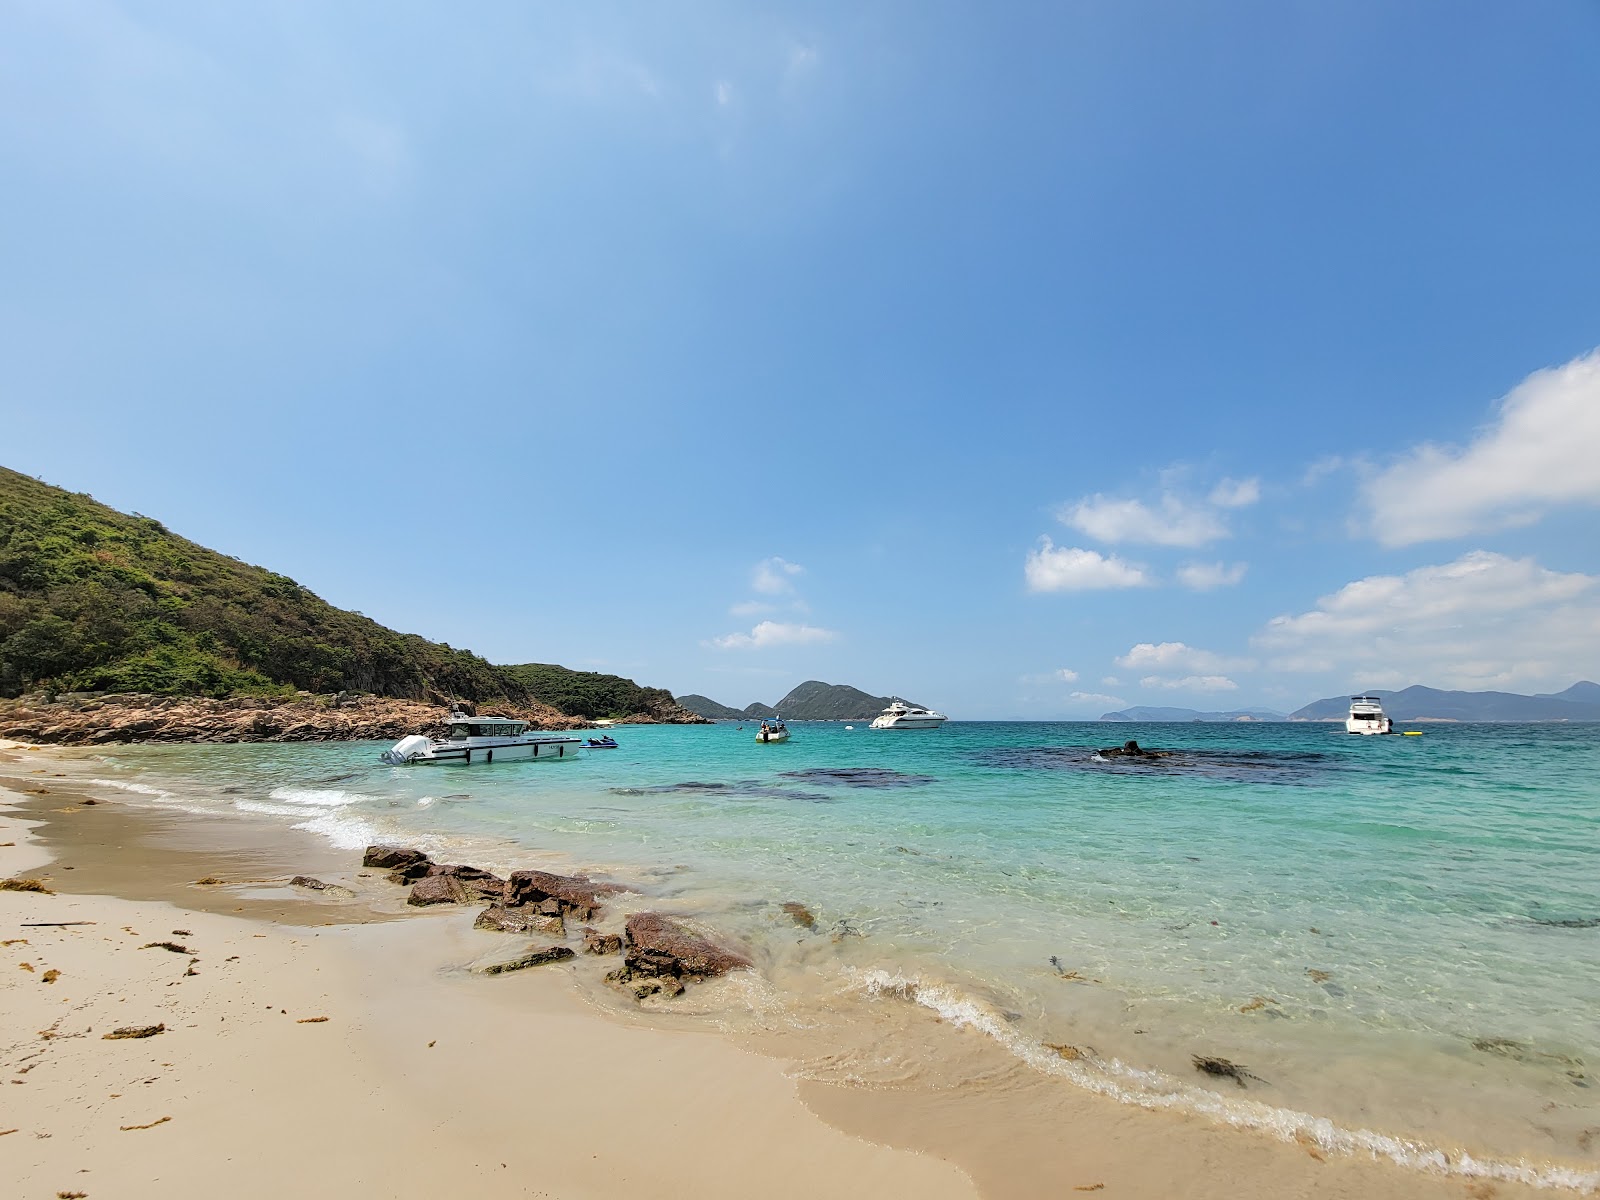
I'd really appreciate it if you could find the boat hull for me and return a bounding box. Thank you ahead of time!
[385,737,584,765]
[756,730,790,743]
[869,717,945,729]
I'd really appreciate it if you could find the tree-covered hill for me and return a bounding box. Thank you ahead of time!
[0,467,699,724]
[498,663,697,722]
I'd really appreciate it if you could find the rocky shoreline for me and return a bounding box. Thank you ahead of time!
[357,843,755,999]
[0,692,593,745]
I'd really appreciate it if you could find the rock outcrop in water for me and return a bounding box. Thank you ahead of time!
[612,912,751,984]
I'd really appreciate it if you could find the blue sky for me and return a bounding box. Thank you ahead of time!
[3,1,1598,718]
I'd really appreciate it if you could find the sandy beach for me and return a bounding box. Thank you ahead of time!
[0,739,1577,1200]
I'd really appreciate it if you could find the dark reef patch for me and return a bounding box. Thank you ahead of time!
[779,767,937,789]
[609,780,832,803]
[970,745,1334,786]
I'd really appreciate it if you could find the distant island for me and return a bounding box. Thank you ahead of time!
[0,466,705,741]
[678,681,923,722]
[1099,706,1286,722]
[1286,683,1600,723]
[1100,682,1600,724]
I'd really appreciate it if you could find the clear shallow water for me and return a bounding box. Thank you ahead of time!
[78,721,1600,1183]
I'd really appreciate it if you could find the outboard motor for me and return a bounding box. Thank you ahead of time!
[381,734,434,765]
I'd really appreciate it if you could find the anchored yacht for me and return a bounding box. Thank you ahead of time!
[381,713,584,765]
[1345,696,1394,736]
[870,699,947,730]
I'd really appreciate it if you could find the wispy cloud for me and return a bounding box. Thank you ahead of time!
[1139,674,1238,692]
[709,620,838,650]
[1115,642,1250,673]
[1255,550,1598,691]
[1208,478,1260,509]
[1360,349,1600,546]
[752,556,805,595]
[1176,561,1248,591]
[1068,691,1126,708]
[1059,494,1228,547]
[1025,539,1149,591]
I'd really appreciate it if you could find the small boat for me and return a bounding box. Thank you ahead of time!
[381,712,584,765]
[1345,696,1393,736]
[756,718,790,743]
[869,698,947,730]
[585,736,619,749]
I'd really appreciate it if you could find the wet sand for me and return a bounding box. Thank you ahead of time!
[0,740,1572,1199]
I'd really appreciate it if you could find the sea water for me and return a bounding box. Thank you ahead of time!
[76,721,1600,1185]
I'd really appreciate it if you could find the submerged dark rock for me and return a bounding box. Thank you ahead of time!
[779,767,937,789]
[475,906,564,936]
[476,945,575,975]
[582,927,623,955]
[610,779,831,803]
[971,743,1333,787]
[781,901,817,930]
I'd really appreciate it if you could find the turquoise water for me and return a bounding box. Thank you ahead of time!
[79,721,1600,1183]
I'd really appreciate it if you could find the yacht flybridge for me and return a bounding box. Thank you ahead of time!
[381,713,584,765]
[1345,696,1394,736]
[870,699,947,730]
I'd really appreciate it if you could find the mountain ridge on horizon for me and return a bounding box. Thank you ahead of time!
[1101,682,1600,723]
[677,681,924,722]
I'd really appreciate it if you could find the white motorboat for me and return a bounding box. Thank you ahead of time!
[1345,696,1393,736]
[869,699,947,730]
[756,718,790,743]
[381,712,584,765]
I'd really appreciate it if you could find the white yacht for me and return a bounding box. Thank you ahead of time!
[870,699,947,730]
[756,717,790,743]
[381,713,584,765]
[1345,696,1394,736]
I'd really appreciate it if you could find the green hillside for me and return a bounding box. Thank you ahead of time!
[0,467,687,721]
[499,663,687,721]
[676,694,746,720]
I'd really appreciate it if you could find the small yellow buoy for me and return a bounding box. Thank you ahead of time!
[1402,730,1424,736]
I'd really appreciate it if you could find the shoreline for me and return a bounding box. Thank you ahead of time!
[1,740,1588,1198]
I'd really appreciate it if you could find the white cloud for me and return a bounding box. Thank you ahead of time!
[1140,675,1239,692]
[1069,691,1127,708]
[1115,642,1250,672]
[1255,551,1600,691]
[1208,478,1260,509]
[1060,494,1228,547]
[1024,539,1149,592]
[1056,667,1079,683]
[1102,676,1122,686]
[1177,561,1248,591]
[1302,455,1350,486]
[1361,349,1600,546]
[752,556,805,595]
[710,621,838,651]
[715,80,733,106]
[729,600,774,617]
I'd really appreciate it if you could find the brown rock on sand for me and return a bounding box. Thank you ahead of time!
[407,874,470,906]
[505,870,625,922]
[620,912,751,981]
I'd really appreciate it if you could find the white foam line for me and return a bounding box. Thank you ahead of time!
[850,969,1600,1192]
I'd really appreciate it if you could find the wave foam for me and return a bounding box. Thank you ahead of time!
[849,969,1600,1191]
[267,786,367,808]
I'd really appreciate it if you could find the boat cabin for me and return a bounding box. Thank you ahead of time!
[445,717,528,741]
